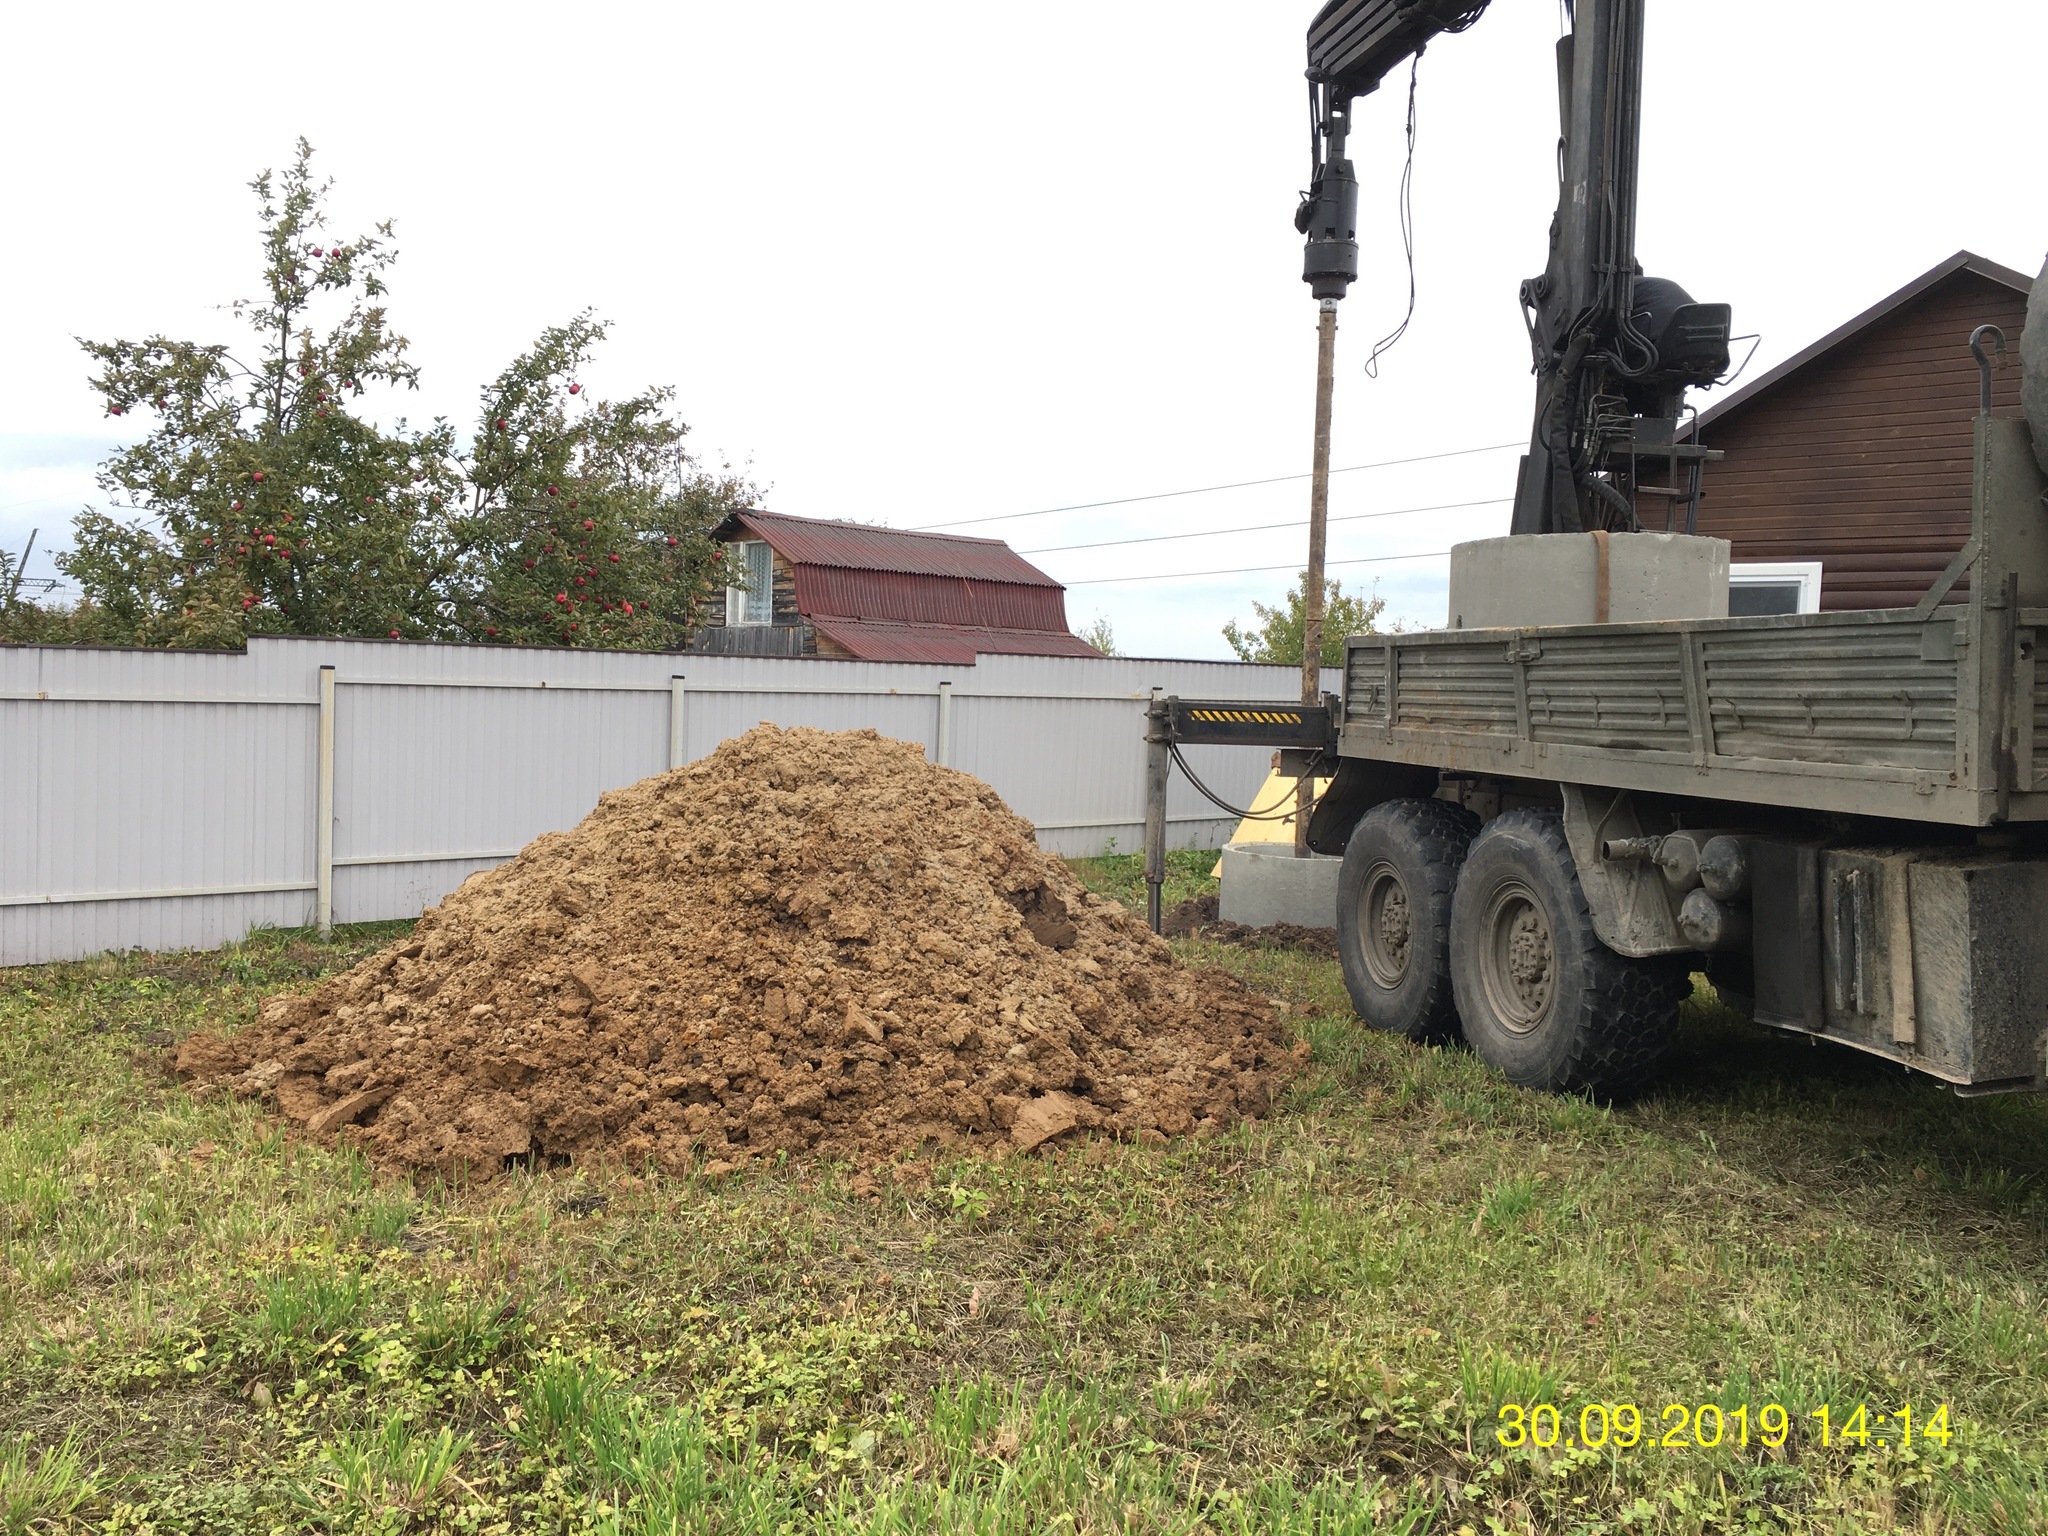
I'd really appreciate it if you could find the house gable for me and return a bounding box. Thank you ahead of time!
[1687,257,2031,611]
[691,510,1098,662]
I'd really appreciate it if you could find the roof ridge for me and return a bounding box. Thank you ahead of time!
[1690,250,2036,434]
[739,508,1010,547]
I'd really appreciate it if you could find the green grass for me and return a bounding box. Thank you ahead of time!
[1067,847,1220,913]
[2,872,2046,1534]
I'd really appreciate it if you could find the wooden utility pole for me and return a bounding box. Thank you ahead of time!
[1296,298,1338,855]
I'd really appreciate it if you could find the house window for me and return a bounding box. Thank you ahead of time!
[1728,560,1822,616]
[725,541,774,626]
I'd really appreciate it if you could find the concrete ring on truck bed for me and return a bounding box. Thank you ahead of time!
[1336,798,1477,1044]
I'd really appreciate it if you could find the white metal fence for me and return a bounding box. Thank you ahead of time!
[1,637,1333,966]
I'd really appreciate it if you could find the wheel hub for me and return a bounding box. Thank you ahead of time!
[1359,862,1413,988]
[1481,880,1555,1034]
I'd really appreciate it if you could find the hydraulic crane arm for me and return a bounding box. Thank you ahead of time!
[1307,0,1491,97]
[1298,0,1732,535]
[1297,1,1490,303]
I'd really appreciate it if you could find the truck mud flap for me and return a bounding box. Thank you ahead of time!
[1304,757,1440,854]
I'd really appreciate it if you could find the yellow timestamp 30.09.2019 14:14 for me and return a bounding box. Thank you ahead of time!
[1494,1402,1954,1453]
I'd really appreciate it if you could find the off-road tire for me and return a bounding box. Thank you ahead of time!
[1449,807,1688,1096]
[1337,797,1479,1042]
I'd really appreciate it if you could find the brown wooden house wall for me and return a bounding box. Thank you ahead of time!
[690,544,843,654]
[1687,271,2029,611]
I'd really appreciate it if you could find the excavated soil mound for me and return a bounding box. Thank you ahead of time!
[178,726,1301,1177]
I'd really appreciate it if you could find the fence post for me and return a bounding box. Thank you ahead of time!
[935,679,953,767]
[669,674,687,769]
[315,664,335,939]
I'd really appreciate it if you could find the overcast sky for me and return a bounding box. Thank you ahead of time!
[3,1,2042,657]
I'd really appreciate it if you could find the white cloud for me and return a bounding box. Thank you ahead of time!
[2,2,2041,651]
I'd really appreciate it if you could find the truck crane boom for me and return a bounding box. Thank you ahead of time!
[1299,0,1733,534]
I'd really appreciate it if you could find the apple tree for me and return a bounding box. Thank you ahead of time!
[63,139,458,646]
[437,312,745,649]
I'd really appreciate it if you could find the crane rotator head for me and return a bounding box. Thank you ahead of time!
[1298,0,1492,302]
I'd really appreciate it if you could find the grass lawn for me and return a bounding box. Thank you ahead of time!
[2,853,2045,1533]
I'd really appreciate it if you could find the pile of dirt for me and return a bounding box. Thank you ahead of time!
[1163,894,1338,959]
[177,726,1301,1177]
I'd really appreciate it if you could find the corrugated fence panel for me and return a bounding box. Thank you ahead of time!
[1,638,1327,963]
[681,689,939,765]
[329,679,671,923]
[1,645,319,963]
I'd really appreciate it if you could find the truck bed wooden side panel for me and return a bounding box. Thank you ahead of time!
[1338,606,2047,827]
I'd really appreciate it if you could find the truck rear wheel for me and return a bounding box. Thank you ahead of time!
[1449,808,1687,1095]
[1337,798,1478,1041]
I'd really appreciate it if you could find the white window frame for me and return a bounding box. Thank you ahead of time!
[725,540,775,627]
[1728,560,1822,615]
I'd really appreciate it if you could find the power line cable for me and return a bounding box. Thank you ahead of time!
[1063,548,1451,587]
[901,441,1520,531]
[1021,495,1508,555]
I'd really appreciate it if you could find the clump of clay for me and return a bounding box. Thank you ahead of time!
[179,726,1300,1176]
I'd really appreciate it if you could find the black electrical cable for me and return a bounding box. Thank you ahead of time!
[1716,334,1764,391]
[1365,56,1422,379]
[1169,742,1326,823]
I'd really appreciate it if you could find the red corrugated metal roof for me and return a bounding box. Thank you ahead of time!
[713,509,1063,586]
[792,566,1071,632]
[807,616,1104,664]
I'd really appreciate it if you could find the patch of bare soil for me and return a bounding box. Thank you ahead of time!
[1163,894,1338,959]
[179,727,1301,1177]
